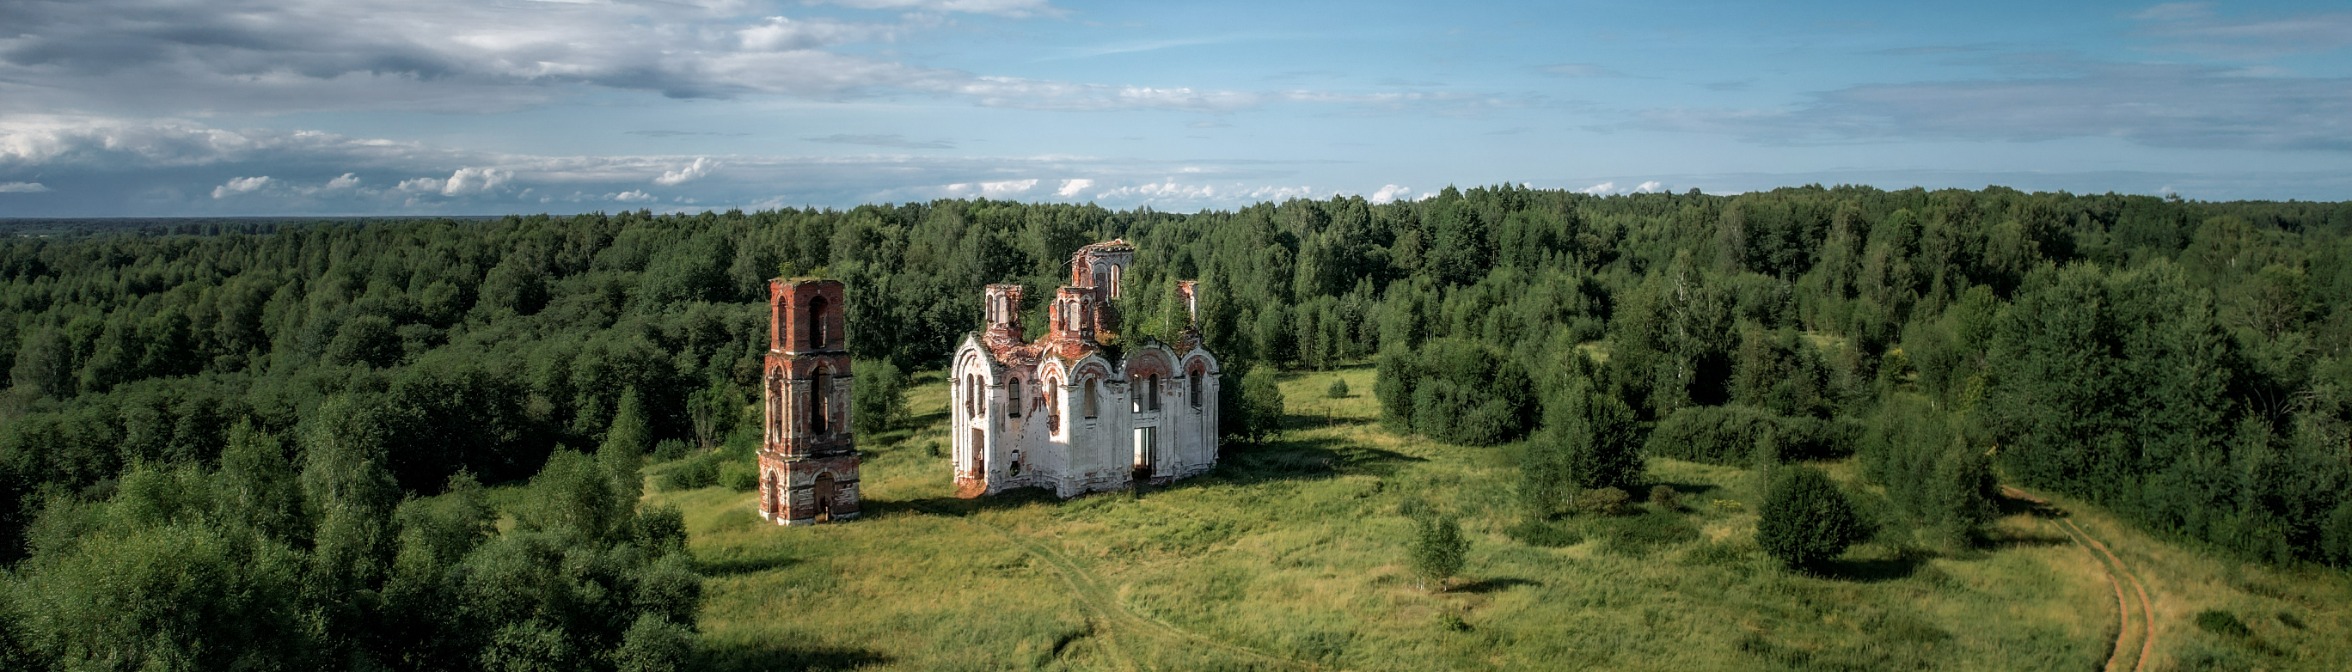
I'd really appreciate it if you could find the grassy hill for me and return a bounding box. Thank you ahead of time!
[647,367,2352,671]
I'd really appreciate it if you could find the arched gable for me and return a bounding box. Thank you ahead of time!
[1121,346,1176,378]
[950,335,1001,385]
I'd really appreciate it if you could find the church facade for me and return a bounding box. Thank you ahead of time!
[948,240,1222,499]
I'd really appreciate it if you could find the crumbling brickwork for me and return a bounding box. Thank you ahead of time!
[758,278,862,525]
[951,239,1220,499]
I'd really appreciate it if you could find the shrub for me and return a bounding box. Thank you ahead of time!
[1326,377,1350,399]
[1573,487,1632,516]
[651,438,692,462]
[1649,485,1681,510]
[1647,404,1850,466]
[656,454,720,491]
[1757,466,1869,570]
[719,459,759,492]
[1647,405,1779,465]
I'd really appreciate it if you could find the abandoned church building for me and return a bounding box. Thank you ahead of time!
[757,278,863,525]
[949,239,1223,499]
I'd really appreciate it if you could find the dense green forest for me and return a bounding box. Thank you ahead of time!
[4,186,2352,667]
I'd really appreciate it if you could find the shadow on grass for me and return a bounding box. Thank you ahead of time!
[693,554,800,577]
[863,485,1067,519]
[1983,528,2071,549]
[698,640,888,672]
[1997,490,2063,519]
[1212,435,1427,483]
[1453,576,1543,594]
[1811,550,1930,583]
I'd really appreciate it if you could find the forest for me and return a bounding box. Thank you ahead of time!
[3,185,2351,668]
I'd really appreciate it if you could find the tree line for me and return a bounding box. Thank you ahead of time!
[3,185,2352,664]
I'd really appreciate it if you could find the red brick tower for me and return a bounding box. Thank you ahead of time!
[758,278,861,526]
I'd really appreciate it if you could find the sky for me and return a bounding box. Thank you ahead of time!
[1,0,2348,217]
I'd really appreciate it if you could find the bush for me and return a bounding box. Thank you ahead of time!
[1326,377,1350,399]
[1757,466,1870,570]
[1647,405,1779,465]
[1522,378,1646,517]
[719,459,759,492]
[651,438,692,462]
[656,456,720,491]
[1572,487,1632,516]
[1649,485,1681,510]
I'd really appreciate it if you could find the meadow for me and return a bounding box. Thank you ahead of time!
[648,366,2352,671]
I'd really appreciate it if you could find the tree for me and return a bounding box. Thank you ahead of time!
[1229,365,1287,444]
[852,359,906,436]
[685,379,735,451]
[1757,466,1869,570]
[599,387,653,502]
[1325,377,1350,399]
[1555,379,1644,493]
[1409,514,1468,592]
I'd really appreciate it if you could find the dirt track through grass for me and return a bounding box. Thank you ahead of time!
[2007,486,2158,672]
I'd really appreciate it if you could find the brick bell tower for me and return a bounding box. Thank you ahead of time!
[758,278,862,526]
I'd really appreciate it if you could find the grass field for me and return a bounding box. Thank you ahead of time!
[644,366,2352,671]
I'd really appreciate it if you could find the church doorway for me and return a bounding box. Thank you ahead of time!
[813,473,837,522]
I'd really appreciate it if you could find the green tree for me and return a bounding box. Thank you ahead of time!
[852,358,906,436]
[1757,466,1870,570]
[1409,514,1468,592]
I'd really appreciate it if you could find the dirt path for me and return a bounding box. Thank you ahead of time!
[2004,486,2158,672]
[915,503,1322,671]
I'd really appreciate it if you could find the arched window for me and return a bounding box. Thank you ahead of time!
[1083,378,1099,418]
[1008,379,1022,418]
[807,295,830,349]
[810,366,832,435]
[1188,364,1203,409]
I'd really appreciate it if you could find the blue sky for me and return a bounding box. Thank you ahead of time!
[1,0,2347,216]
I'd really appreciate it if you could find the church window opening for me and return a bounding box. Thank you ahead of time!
[810,366,832,435]
[808,295,830,349]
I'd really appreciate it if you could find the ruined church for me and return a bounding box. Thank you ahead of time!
[756,278,863,525]
[950,240,1222,498]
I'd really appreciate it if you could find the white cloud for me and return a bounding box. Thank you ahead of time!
[398,177,444,193]
[737,16,891,51]
[611,189,655,202]
[211,176,273,198]
[1633,180,1664,193]
[1055,178,1094,198]
[1368,184,1412,204]
[654,157,716,186]
[0,181,49,193]
[1577,181,1616,195]
[440,167,511,196]
[982,178,1037,196]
